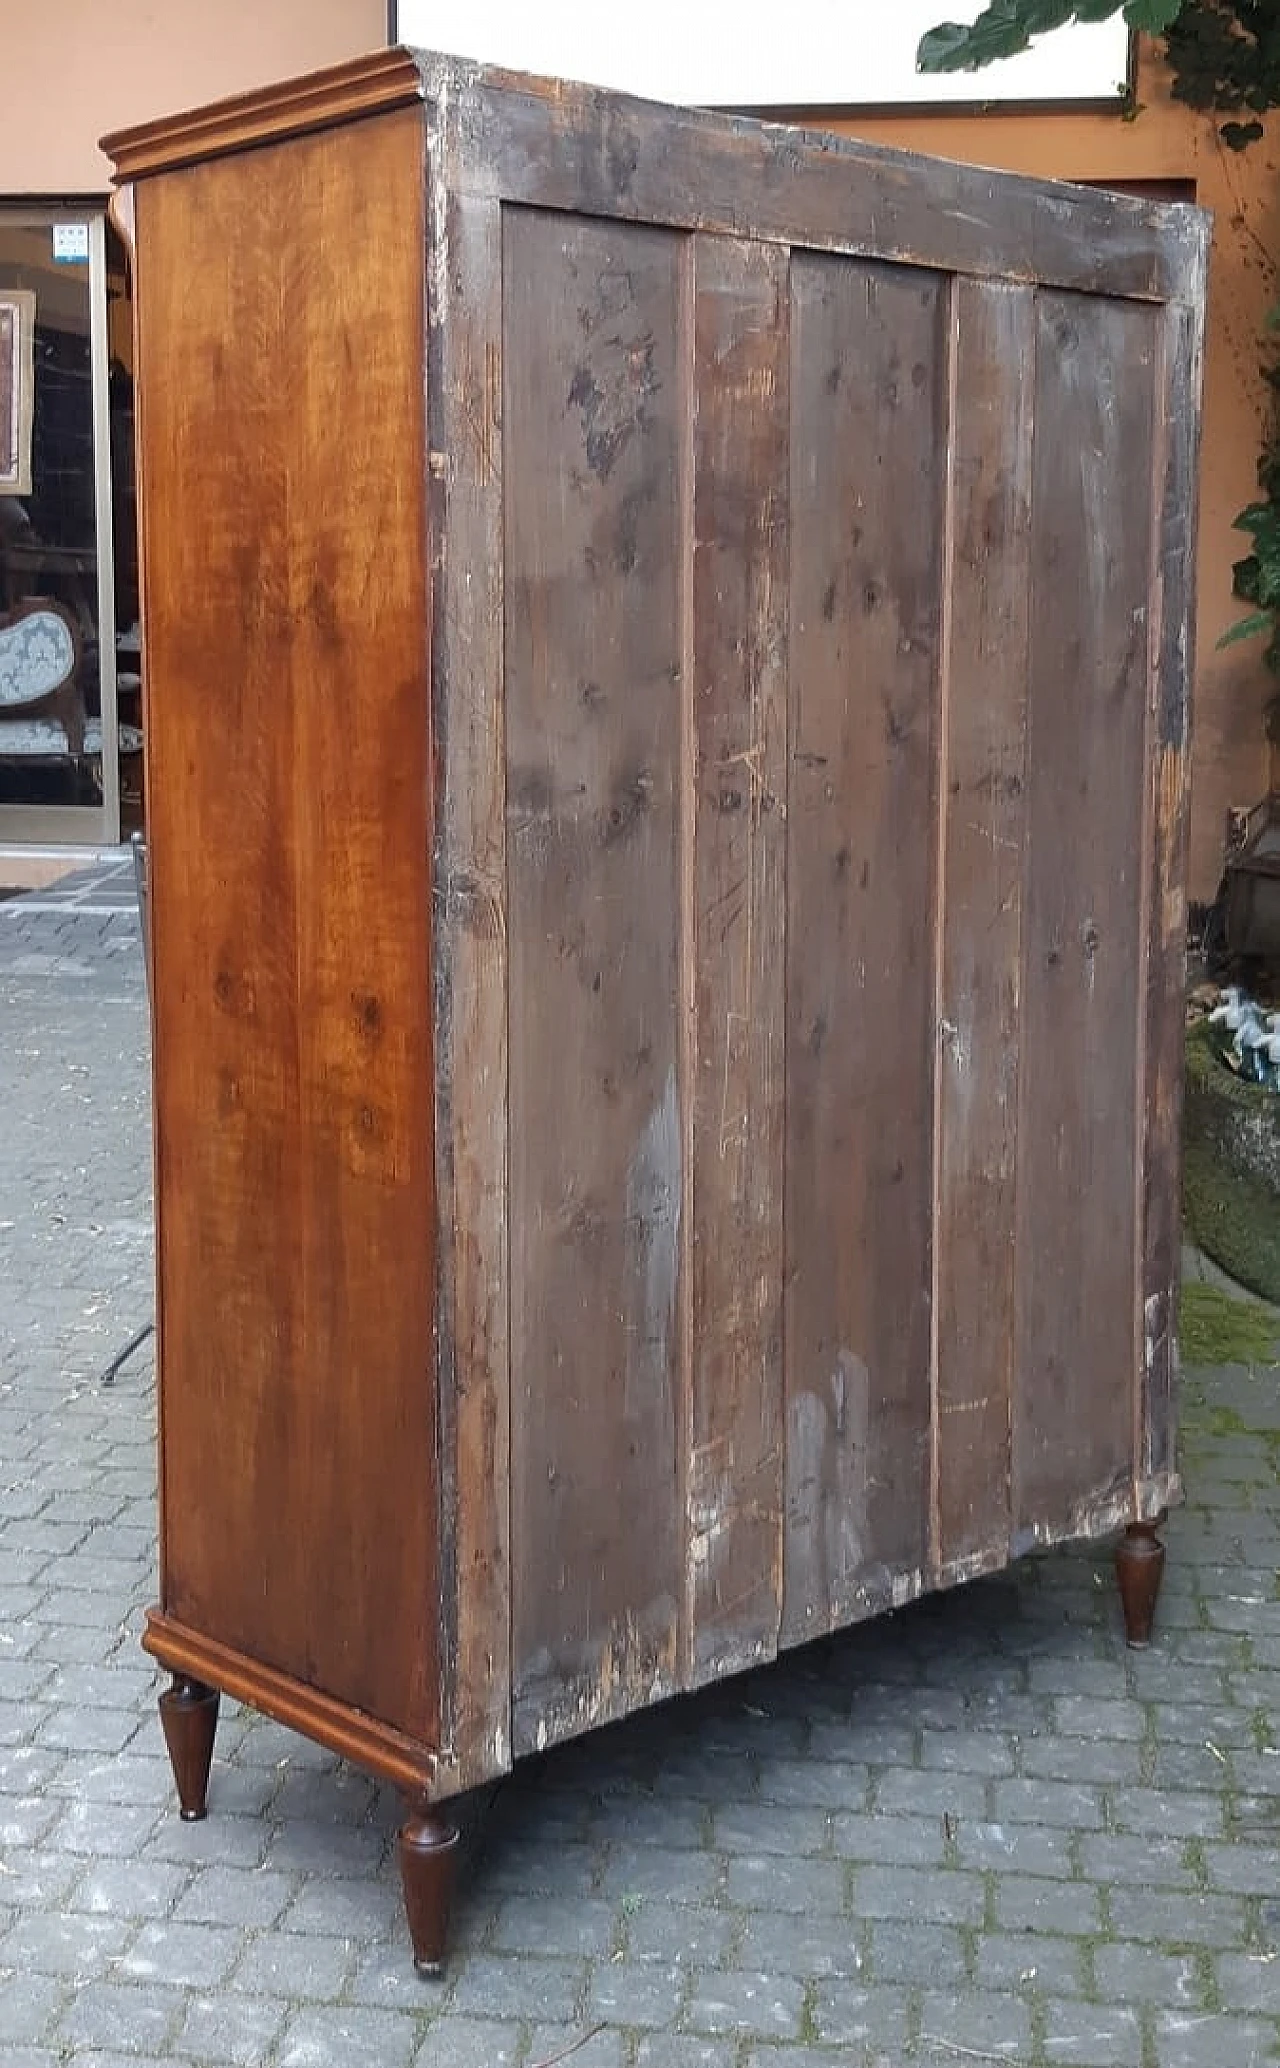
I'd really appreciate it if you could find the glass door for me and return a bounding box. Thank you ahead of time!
[0,210,121,845]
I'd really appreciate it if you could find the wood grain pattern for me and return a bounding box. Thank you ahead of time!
[933,279,1034,1575]
[435,57,1205,308]
[138,108,439,1743]
[424,110,511,1791]
[103,49,424,179]
[1140,286,1208,1496]
[1012,290,1160,1544]
[685,236,788,1685]
[783,256,948,1643]
[503,209,686,1752]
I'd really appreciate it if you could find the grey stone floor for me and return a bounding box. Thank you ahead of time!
[1,862,1279,2066]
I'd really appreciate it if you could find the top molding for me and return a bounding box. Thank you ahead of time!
[101,47,425,181]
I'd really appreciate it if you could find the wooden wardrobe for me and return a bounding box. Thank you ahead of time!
[105,47,1208,1968]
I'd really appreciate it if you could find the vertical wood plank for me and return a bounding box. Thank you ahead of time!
[425,103,511,1788]
[1013,290,1160,1541]
[1141,284,1207,1497]
[783,255,948,1644]
[933,280,1034,1575]
[138,110,439,1741]
[504,209,686,1752]
[685,237,789,1684]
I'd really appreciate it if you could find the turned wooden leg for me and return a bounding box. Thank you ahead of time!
[398,1797,459,1976]
[158,1675,220,1821]
[1115,1518,1166,1649]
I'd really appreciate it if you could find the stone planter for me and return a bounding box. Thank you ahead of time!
[1183,1025,1280,1304]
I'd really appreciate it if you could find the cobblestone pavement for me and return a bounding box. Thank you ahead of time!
[2,864,1279,2067]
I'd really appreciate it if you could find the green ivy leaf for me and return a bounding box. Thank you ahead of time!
[1221,119,1265,150]
[917,21,981,71]
[1123,0,1184,28]
[1217,609,1275,650]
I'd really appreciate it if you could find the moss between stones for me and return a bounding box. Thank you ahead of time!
[1183,1027,1280,1306]
[1178,1281,1280,1367]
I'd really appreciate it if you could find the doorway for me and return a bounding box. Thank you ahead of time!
[0,209,136,845]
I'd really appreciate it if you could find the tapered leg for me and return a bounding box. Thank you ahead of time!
[398,1797,459,1976]
[1115,1518,1166,1649]
[158,1675,220,1820]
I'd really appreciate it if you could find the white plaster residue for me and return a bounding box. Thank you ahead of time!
[624,1065,682,1416]
[787,1349,870,1596]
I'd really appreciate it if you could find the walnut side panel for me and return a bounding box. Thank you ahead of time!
[783,256,948,1642]
[1013,292,1160,1542]
[137,109,439,1745]
[504,209,686,1753]
[686,236,789,1685]
[933,280,1034,1574]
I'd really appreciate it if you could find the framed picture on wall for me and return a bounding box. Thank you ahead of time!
[0,289,36,497]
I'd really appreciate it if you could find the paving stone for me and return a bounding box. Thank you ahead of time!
[1078,1832,1199,1891]
[808,1978,912,2050]
[712,1801,830,1856]
[918,1989,1034,2060]
[176,1991,288,2064]
[956,1819,1076,1877]
[1152,2010,1280,2067]
[277,2004,424,2068]
[51,1796,161,1858]
[0,1970,72,2044]
[228,1929,355,2000]
[141,1811,270,1870]
[851,1863,986,1926]
[755,1756,870,1808]
[449,1952,587,2022]
[482,1839,600,1900]
[1108,1788,1228,1841]
[636,2038,737,2068]
[973,1931,1088,1996]
[866,1919,966,1987]
[1107,1888,1250,1950]
[528,2026,629,2068]
[994,1875,1100,1937]
[587,1957,688,2025]
[491,1893,619,1960]
[873,1768,990,1820]
[171,1862,296,1927]
[685,1969,806,2039]
[8,890,1280,2068]
[1213,1951,1280,2014]
[118,1918,245,1988]
[0,1908,135,1978]
[54,1978,184,2054]
[597,1842,719,1904]
[281,1870,401,1940]
[919,1728,1017,1776]
[1092,1942,1202,2007]
[1041,1999,1146,2066]
[831,1810,947,1866]
[411,2018,524,2067]
[994,1778,1106,1829]
[735,1912,864,1979]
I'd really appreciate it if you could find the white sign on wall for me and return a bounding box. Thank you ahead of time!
[393,1,1132,109]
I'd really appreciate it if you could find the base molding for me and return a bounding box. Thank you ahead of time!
[142,1610,441,1796]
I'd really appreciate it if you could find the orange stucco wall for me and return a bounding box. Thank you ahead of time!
[3,19,1271,898]
[0,0,387,194]
[832,40,1280,905]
